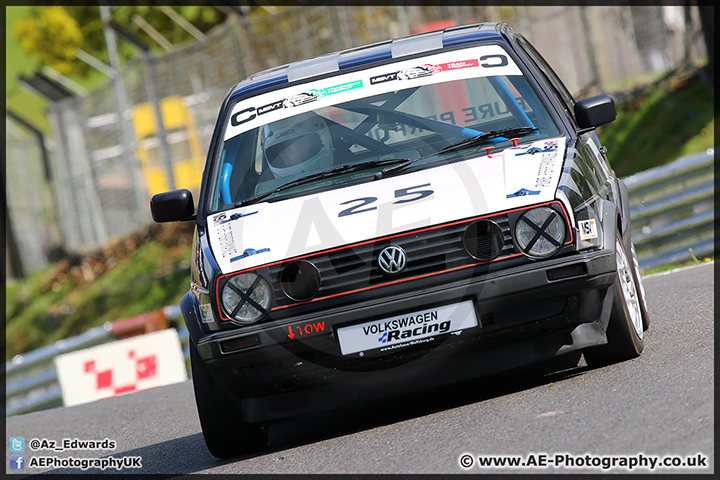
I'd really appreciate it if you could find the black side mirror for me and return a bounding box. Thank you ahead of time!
[574,94,617,129]
[150,189,196,223]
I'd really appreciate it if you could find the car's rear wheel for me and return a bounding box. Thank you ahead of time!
[190,341,268,458]
[584,232,644,366]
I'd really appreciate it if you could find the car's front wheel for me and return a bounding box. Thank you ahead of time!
[190,341,268,458]
[629,239,651,331]
[584,232,644,366]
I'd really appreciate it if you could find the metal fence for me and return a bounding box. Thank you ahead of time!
[5,5,709,278]
[5,126,64,277]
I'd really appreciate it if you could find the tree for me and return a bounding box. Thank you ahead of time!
[13,6,83,74]
[13,6,228,78]
[111,6,227,47]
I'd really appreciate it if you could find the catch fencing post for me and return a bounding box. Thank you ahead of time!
[142,52,177,192]
[100,5,151,221]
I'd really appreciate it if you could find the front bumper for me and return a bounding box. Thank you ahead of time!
[192,247,616,422]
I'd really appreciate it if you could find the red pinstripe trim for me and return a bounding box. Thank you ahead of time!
[270,252,525,311]
[216,201,572,321]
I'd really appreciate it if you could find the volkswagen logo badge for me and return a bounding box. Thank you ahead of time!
[378,245,407,275]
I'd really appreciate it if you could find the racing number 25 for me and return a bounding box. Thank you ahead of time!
[338,184,434,217]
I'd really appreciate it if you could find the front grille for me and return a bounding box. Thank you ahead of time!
[268,213,516,308]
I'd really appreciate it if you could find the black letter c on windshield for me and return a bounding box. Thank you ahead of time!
[480,54,509,68]
[231,107,256,127]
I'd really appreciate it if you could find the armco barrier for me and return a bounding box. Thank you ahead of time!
[4,149,715,417]
[5,306,188,417]
[623,147,715,272]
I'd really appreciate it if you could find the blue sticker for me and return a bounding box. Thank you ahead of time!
[214,210,258,226]
[515,146,542,156]
[507,188,541,198]
[515,145,556,156]
[230,248,271,263]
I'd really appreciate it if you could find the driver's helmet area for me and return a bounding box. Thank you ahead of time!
[261,112,334,178]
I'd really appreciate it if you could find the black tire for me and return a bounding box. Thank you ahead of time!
[584,231,644,367]
[190,341,268,458]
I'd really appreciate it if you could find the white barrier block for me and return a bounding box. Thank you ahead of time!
[53,329,187,407]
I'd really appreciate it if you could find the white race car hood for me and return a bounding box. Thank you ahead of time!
[208,136,566,274]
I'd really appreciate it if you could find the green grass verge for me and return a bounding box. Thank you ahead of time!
[644,257,714,276]
[598,66,716,177]
[5,224,194,360]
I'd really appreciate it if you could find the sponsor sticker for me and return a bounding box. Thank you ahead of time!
[310,79,363,98]
[213,211,258,226]
[578,219,598,240]
[370,59,480,85]
[199,303,214,324]
[438,59,480,71]
[336,300,478,355]
[225,44,521,141]
[267,79,364,112]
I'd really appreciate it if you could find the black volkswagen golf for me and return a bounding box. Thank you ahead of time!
[151,22,650,458]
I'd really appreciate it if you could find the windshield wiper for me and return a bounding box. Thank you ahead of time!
[376,126,539,179]
[236,158,409,207]
[437,126,539,155]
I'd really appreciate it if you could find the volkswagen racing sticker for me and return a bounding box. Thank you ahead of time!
[337,300,478,355]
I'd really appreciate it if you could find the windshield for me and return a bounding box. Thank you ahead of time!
[208,45,561,212]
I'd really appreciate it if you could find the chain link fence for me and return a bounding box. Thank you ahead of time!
[5,5,709,279]
[5,127,64,277]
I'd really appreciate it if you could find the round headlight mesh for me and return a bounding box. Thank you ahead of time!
[281,260,321,302]
[515,207,565,257]
[463,220,504,261]
[221,273,271,323]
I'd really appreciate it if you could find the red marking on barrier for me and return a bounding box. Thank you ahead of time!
[114,385,136,395]
[84,353,159,397]
[136,355,157,380]
[96,370,112,389]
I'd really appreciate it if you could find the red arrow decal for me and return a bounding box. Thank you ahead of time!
[287,326,295,340]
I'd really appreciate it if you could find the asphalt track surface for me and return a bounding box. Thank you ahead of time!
[6,262,714,474]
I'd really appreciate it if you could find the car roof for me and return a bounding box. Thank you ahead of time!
[227,22,509,102]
